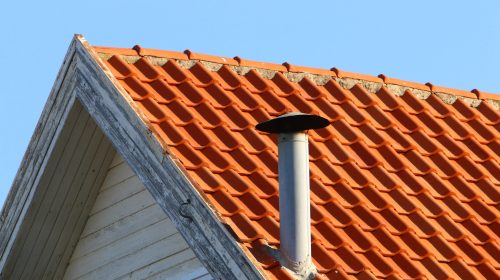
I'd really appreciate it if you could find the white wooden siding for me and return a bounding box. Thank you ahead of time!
[63,154,211,280]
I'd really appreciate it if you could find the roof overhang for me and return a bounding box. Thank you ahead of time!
[0,35,264,280]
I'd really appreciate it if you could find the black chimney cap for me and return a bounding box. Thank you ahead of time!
[256,112,329,134]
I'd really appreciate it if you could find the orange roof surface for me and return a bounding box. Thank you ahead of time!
[93,45,499,279]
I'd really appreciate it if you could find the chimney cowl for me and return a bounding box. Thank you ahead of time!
[256,112,329,134]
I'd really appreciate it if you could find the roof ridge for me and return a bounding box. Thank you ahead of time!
[92,45,500,103]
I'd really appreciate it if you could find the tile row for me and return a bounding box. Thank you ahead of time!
[162,134,499,187]
[225,213,499,279]
[208,182,499,242]
[144,108,498,165]
[115,66,499,147]
[118,73,499,146]
[196,176,499,227]
[106,54,500,127]
[310,241,498,279]
[147,116,498,173]
[190,165,499,206]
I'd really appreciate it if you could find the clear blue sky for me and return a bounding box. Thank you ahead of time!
[1,1,499,208]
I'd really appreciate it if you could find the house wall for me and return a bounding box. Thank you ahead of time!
[63,153,211,280]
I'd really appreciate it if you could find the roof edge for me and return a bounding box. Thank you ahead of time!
[78,37,266,280]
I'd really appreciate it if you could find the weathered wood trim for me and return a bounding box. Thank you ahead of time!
[74,37,264,279]
[0,38,79,272]
[8,106,98,280]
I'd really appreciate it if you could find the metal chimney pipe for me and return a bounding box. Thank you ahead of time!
[256,112,329,275]
[277,131,311,272]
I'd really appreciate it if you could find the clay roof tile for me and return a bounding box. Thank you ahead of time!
[94,44,500,279]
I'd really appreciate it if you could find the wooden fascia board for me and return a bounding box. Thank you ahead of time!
[73,36,265,280]
[0,37,79,272]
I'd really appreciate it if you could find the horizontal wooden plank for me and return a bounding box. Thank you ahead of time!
[146,257,209,280]
[71,203,168,260]
[64,219,180,279]
[115,248,196,280]
[80,189,155,238]
[108,153,125,169]
[98,161,135,192]
[72,232,189,280]
[194,273,213,280]
[90,175,143,215]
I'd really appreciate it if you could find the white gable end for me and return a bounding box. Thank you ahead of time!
[63,153,211,280]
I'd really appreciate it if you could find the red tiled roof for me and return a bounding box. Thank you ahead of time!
[93,45,500,279]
